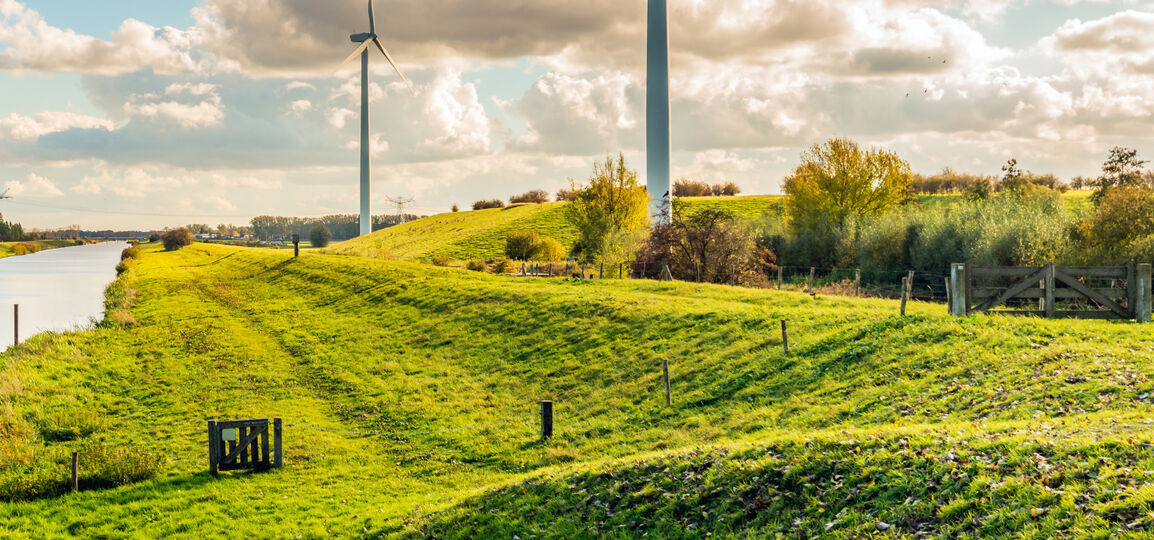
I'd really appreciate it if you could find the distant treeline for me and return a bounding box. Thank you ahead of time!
[0,213,26,242]
[246,214,425,241]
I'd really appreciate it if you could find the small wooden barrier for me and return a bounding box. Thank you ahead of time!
[949,263,1152,321]
[208,418,282,476]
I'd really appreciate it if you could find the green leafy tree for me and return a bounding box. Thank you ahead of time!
[310,224,333,248]
[161,227,194,251]
[1094,147,1149,203]
[533,237,565,262]
[505,230,541,260]
[783,138,913,234]
[564,153,650,261]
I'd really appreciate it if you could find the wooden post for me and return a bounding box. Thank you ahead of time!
[855,269,861,297]
[292,234,300,258]
[208,420,218,476]
[12,304,17,346]
[900,277,909,316]
[950,263,968,317]
[272,418,283,469]
[780,320,789,355]
[540,401,553,440]
[1044,263,1056,318]
[945,277,952,308]
[600,262,604,279]
[777,267,783,290]
[1138,263,1152,323]
[619,263,624,280]
[581,263,587,279]
[807,268,816,292]
[71,451,79,492]
[662,359,671,407]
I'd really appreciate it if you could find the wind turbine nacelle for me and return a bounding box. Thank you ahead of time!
[350,32,373,43]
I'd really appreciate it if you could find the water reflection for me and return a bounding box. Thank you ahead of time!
[0,242,128,351]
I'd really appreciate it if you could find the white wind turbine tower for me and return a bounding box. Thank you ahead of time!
[334,0,415,237]
[647,0,671,223]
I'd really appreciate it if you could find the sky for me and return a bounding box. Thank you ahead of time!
[1,0,1153,230]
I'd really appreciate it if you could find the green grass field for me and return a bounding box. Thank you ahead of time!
[0,240,85,259]
[328,196,783,262]
[3,243,1154,537]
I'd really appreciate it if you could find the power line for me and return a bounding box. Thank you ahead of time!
[0,198,250,219]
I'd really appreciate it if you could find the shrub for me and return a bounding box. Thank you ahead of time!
[115,261,131,276]
[534,237,565,262]
[635,204,756,284]
[492,259,513,274]
[1130,234,1154,264]
[309,224,333,248]
[451,204,459,213]
[555,187,578,202]
[711,182,741,196]
[148,233,160,243]
[161,228,194,251]
[466,260,487,272]
[473,199,505,210]
[120,247,141,261]
[509,190,550,204]
[431,255,451,267]
[673,179,712,197]
[1080,187,1154,262]
[506,231,542,260]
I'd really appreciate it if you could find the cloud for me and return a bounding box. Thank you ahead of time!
[0,111,114,140]
[4,173,63,197]
[72,166,195,197]
[0,0,216,75]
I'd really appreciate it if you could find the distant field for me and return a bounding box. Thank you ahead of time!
[3,243,1154,537]
[329,196,784,262]
[0,239,84,259]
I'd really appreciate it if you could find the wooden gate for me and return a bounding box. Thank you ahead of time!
[208,418,282,475]
[949,263,1151,322]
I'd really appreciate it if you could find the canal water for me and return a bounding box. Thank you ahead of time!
[0,242,129,352]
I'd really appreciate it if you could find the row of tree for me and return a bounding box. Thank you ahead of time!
[0,214,26,242]
[246,214,422,241]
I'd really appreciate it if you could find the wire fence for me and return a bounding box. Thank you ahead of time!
[285,411,535,438]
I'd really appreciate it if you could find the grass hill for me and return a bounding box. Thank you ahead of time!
[328,195,783,262]
[0,239,84,259]
[2,243,1154,537]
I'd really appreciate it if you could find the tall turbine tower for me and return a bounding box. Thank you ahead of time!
[334,0,414,237]
[647,0,671,223]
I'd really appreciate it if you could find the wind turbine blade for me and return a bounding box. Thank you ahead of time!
[333,40,372,74]
[372,37,415,95]
[368,0,376,35]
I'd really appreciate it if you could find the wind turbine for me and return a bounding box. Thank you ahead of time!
[334,0,415,237]
[647,0,671,223]
[0,188,10,200]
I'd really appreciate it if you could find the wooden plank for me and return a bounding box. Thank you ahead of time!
[221,424,267,465]
[1044,263,1056,318]
[261,424,271,467]
[273,418,283,469]
[239,426,249,464]
[971,267,1040,278]
[973,267,1048,312]
[1053,269,1131,318]
[972,287,1128,300]
[216,419,272,429]
[1056,266,1129,278]
[249,425,259,464]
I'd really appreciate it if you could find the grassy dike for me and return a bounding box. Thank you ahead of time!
[1,243,1154,537]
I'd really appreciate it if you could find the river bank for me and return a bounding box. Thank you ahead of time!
[0,239,92,259]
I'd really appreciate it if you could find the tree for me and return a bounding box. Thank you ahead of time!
[310,224,333,248]
[1080,186,1154,261]
[473,199,505,210]
[564,153,650,261]
[555,187,578,202]
[509,190,550,204]
[783,138,913,234]
[1094,146,1149,203]
[635,203,756,284]
[451,204,459,212]
[999,158,1023,191]
[161,228,194,251]
[534,237,565,262]
[505,230,541,260]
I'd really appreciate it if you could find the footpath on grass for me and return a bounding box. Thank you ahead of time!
[1,243,1153,537]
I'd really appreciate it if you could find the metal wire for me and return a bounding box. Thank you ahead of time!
[284,411,534,437]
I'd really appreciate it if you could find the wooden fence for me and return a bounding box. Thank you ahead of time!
[949,263,1152,322]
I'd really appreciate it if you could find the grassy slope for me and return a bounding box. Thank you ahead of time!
[0,240,83,259]
[328,196,783,262]
[2,243,1153,537]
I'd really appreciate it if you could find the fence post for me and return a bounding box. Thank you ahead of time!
[1044,263,1056,318]
[855,269,861,297]
[619,263,624,280]
[71,451,79,492]
[780,320,789,355]
[900,277,909,316]
[272,418,283,469]
[662,359,671,407]
[949,263,968,317]
[12,304,17,346]
[945,277,951,307]
[1138,263,1152,323]
[208,420,218,476]
[776,267,783,290]
[807,268,815,292]
[540,400,553,440]
[600,262,604,279]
